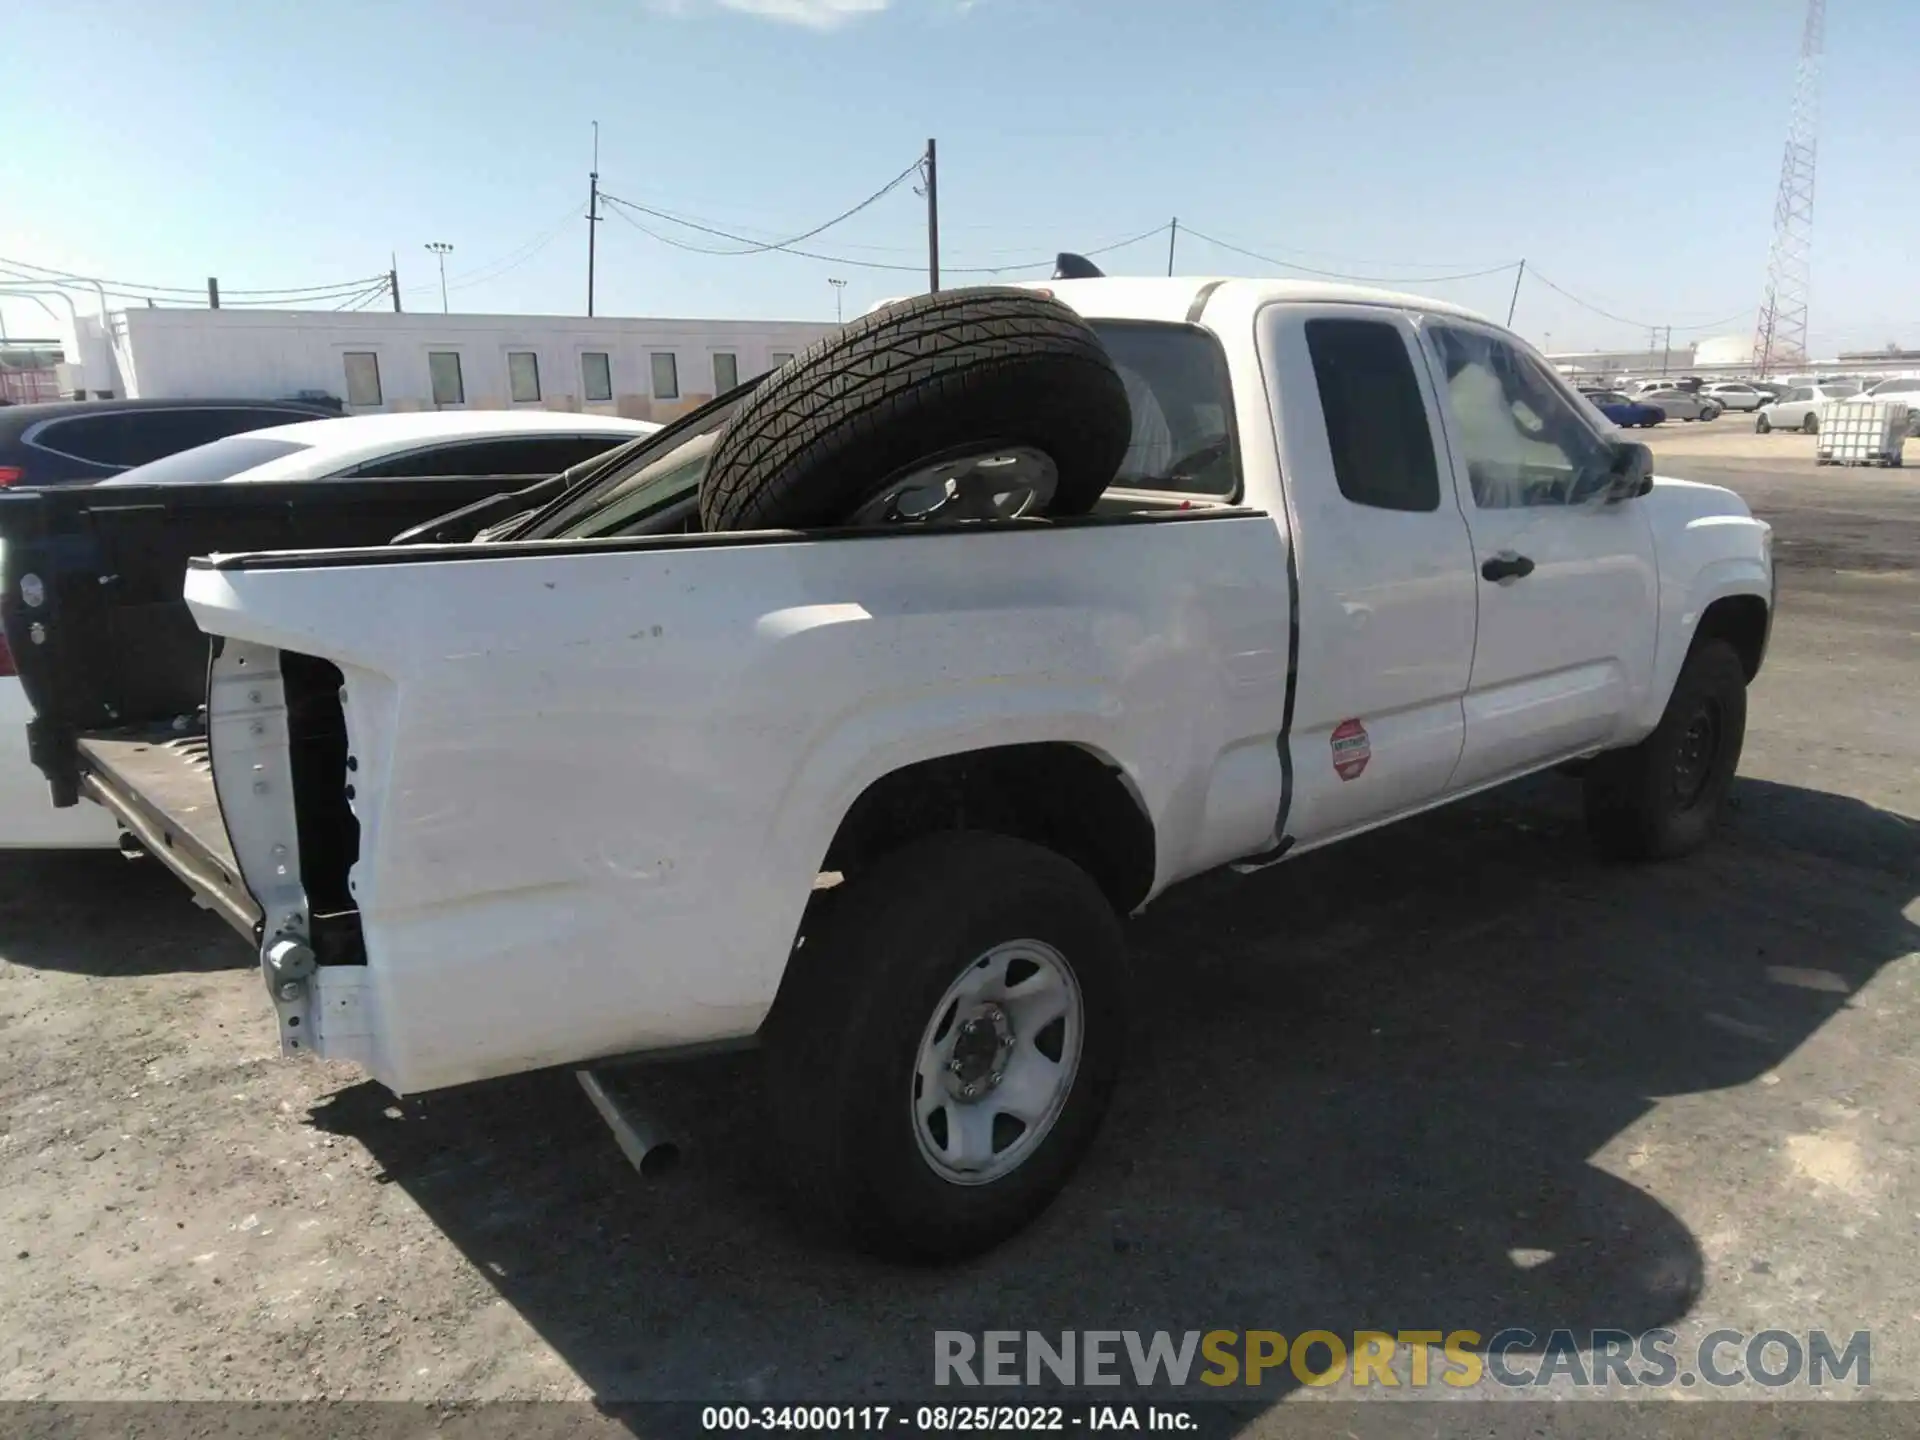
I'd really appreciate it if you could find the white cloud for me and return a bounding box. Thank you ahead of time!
[712,0,892,28]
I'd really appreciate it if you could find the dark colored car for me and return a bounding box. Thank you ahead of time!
[0,397,341,488]
[1581,389,1666,429]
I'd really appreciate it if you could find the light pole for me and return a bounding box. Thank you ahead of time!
[828,277,847,324]
[424,242,454,314]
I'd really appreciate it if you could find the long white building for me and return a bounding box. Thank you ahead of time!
[60,307,839,423]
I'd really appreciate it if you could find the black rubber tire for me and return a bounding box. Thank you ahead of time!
[1802,414,1820,434]
[761,831,1128,1261]
[1756,415,1771,434]
[699,288,1131,532]
[1583,639,1747,861]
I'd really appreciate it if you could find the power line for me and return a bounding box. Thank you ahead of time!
[0,254,387,299]
[1525,267,1748,334]
[611,158,925,259]
[332,279,394,311]
[602,195,1168,275]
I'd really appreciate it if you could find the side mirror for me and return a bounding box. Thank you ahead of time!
[1604,440,1655,501]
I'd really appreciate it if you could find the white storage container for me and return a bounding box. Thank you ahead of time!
[1817,401,1910,467]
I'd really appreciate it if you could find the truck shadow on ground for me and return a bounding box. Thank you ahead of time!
[0,849,244,975]
[308,773,1918,1409]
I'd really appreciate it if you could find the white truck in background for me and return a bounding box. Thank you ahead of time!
[2,279,1774,1259]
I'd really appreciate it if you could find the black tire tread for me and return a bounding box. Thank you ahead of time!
[700,288,1130,532]
[1584,639,1747,861]
[762,831,1127,1260]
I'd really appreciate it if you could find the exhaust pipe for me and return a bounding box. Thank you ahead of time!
[576,1068,681,1178]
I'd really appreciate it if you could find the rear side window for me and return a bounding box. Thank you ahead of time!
[107,435,313,485]
[1088,321,1239,496]
[355,434,632,479]
[1304,318,1440,512]
[30,407,317,469]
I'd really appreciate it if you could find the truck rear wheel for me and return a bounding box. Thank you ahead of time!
[699,288,1132,532]
[762,832,1128,1261]
[1583,639,1747,861]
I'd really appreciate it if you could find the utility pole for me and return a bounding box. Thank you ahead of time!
[1505,258,1525,326]
[1167,217,1179,277]
[425,242,453,314]
[587,120,602,318]
[207,277,220,310]
[828,277,847,324]
[1661,325,1673,375]
[389,253,402,312]
[924,138,940,294]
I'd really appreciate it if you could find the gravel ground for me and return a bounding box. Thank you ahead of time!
[0,429,1914,1428]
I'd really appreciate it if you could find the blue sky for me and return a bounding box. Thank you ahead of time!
[3,0,1916,356]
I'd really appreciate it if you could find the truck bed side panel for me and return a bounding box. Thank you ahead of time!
[185,516,1292,1093]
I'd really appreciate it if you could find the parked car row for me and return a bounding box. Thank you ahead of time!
[1580,385,1723,425]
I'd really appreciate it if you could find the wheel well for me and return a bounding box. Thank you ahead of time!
[1696,594,1769,680]
[821,744,1156,914]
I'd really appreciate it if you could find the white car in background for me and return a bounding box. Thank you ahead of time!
[1635,386,1722,422]
[100,410,657,487]
[1862,375,1920,435]
[1702,382,1766,412]
[1755,381,1863,434]
[4,411,656,848]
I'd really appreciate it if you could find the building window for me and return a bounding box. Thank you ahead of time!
[428,351,465,407]
[508,351,541,403]
[343,352,382,408]
[713,352,739,393]
[769,351,794,368]
[651,352,679,400]
[582,351,613,403]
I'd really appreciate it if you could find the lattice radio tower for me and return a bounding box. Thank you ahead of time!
[1753,0,1825,375]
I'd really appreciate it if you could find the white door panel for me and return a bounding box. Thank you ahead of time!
[1259,304,1476,843]
[1418,319,1660,790]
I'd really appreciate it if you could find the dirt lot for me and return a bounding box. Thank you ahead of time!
[1,425,1915,1423]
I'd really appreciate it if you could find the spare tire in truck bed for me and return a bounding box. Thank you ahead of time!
[699,287,1133,532]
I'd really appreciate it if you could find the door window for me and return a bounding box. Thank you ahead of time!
[1427,326,1614,508]
[1303,318,1440,512]
[29,407,316,468]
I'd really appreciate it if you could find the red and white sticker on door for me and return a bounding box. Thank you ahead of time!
[1331,718,1371,781]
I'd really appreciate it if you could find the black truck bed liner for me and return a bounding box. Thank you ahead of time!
[77,730,259,935]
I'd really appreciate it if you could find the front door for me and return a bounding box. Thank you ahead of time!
[1419,320,1659,791]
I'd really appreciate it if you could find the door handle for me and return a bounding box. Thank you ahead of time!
[1481,552,1536,583]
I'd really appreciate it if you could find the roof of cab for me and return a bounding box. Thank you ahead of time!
[1030,276,1496,327]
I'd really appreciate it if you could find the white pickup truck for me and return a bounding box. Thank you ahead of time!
[0,278,1774,1259]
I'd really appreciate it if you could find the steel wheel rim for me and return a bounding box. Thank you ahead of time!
[849,446,1058,526]
[1671,698,1721,810]
[911,939,1083,1186]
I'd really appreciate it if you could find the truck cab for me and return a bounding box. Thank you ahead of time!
[0,278,1773,1261]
